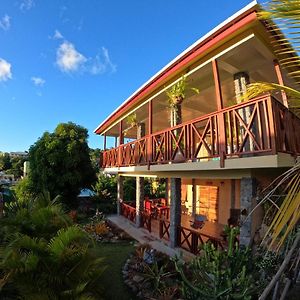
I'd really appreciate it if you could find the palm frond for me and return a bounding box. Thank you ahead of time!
[245,82,300,100]
[258,0,300,85]
[258,163,300,252]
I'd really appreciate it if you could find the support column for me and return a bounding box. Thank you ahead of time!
[103,133,107,150]
[192,178,196,216]
[136,176,145,227]
[274,60,288,107]
[234,72,254,153]
[169,178,181,248]
[136,122,145,227]
[240,177,257,246]
[117,175,124,216]
[212,59,226,167]
[164,178,169,205]
[148,100,153,167]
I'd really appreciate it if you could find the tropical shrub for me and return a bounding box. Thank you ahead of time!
[0,192,105,299]
[175,228,261,299]
[92,174,117,214]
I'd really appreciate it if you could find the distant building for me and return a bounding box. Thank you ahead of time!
[9,151,28,159]
[0,151,28,159]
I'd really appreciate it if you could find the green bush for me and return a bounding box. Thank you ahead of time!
[0,192,105,299]
[92,175,117,214]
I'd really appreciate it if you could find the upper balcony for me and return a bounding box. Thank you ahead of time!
[95,3,300,172]
[101,95,300,170]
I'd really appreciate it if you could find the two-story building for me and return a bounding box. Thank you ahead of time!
[94,1,300,254]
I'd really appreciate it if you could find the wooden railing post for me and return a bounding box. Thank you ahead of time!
[266,96,277,155]
[191,233,198,254]
[159,219,163,238]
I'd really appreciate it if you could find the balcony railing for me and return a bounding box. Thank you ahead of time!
[102,95,300,168]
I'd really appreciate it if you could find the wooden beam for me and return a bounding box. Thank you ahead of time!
[103,133,106,150]
[212,59,226,167]
[274,60,288,108]
[212,59,224,110]
[119,120,124,146]
[148,100,153,135]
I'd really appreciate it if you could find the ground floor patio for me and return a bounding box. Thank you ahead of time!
[113,171,274,255]
[120,201,226,254]
[107,214,195,260]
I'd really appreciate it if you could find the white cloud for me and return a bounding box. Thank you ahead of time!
[88,47,116,75]
[55,37,116,75]
[53,29,63,40]
[102,47,117,73]
[56,41,87,72]
[0,58,12,81]
[31,76,45,86]
[19,0,35,11]
[0,15,11,31]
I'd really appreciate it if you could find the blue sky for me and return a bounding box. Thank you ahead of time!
[0,0,252,152]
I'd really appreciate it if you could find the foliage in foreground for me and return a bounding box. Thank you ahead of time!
[175,228,260,300]
[0,192,105,299]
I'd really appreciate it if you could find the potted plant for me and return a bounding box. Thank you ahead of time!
[166,75,199,108]
[126,113,138,128]
[166,76,199,160]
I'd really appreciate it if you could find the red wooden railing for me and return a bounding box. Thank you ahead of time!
[121,202,136,223]
[159,219,224,254]
[102,96,300,168]
[141,211,152,232]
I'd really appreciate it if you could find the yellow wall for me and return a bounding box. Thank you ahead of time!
[181,178,241,225]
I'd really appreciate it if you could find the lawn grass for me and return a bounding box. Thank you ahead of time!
[98,242,137,300]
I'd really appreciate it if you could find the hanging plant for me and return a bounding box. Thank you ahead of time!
[126,113,138,128]
[166,76,199,108]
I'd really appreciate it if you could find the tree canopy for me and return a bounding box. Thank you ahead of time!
[28,122,96,208]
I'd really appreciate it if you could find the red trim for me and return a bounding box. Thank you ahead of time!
[95,10,257,134]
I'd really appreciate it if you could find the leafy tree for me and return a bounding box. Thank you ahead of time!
[90,148,102,172]
[0,153,11,171]
[92,174,117,214]
[28,122,96,209]
[14,177,34,204]
[5,157,26,179]
[93,174,117,201]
